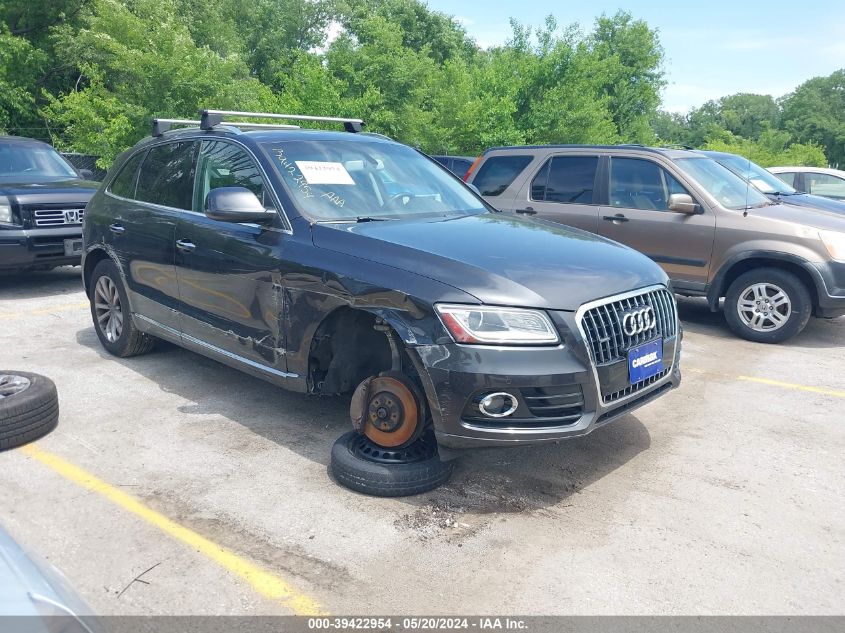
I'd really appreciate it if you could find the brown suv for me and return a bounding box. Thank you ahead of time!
[466,145,845,343]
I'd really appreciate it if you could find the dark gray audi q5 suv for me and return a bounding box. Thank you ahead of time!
[81,110,681,495]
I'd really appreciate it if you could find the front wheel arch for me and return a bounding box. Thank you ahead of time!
[708,254,820,310]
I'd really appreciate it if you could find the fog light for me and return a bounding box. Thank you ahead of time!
[478,392,518,418]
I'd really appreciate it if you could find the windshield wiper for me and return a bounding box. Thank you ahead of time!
[355,216,393,222]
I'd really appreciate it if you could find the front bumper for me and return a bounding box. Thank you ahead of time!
[412,313,682,449]
[0,227,83,271]
[811,261,845,318]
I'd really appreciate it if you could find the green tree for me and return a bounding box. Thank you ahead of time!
[42,0,274,166]
[588,11,664,143]
[780,70,845,167]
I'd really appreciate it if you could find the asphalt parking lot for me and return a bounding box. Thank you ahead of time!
[1,267,843,616]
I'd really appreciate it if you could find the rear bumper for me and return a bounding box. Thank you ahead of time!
[0,227,83,270]
[413,325,681,450]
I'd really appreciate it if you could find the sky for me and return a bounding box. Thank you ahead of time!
[424,0,845,113]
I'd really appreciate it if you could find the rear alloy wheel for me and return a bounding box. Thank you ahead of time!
[90,260,155,357]
[0,372,59,450]
[724,268,812,343]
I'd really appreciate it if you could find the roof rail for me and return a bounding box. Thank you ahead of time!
[199,109,365,133]
[151,117,300,137]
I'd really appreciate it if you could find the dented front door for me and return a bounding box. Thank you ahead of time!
[174,139,288,373]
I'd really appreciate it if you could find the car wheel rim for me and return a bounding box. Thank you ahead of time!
[0,374,31,400]
[94,275,124,343]
[736,282,792,332]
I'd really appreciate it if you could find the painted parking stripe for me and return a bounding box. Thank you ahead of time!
[688,368,845,399]
[736,375,845,399]
[21,444,326,616]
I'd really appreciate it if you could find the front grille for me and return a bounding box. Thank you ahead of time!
[32,208,85,227]
[580,287,677,366]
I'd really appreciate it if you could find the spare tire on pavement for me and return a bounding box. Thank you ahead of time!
[0,372,59,451]
[330,430,454,497]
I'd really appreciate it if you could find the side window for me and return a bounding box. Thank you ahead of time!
[472,155,533,196]
[610,157,676,211]
[194,140,268,212]
[135,141,198,210]
[108,151,144,199]
[773,171,796,187]
[533,155,598,204]
[807,172,845,198]
[664,170,692,198]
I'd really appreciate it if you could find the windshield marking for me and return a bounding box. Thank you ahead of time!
[273,148,315,199]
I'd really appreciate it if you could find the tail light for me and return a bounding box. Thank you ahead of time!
[463,155,483,182]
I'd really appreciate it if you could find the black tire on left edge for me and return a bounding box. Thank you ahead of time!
[330,431,454,497]
[0,372,59,451]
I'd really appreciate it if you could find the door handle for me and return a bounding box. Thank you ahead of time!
[515,207,537,215]
[602,214,630,224]
[175,239,196,253]
[108,223,125,234]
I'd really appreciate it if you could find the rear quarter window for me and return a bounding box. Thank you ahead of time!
[472,155,533,196]
[107,152,144,199]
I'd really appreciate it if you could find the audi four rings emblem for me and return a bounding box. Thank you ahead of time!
[620,306,656,336]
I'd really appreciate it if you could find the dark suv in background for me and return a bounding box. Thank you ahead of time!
[0,136,98,274]
[81,110,681,496]
[467,145,845,343]
[431,155,474,179]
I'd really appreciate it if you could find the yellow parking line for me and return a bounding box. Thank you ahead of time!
[688,367,845,399]
[21,444,325,616]
[736,375,845,399]
[0,301,89,319]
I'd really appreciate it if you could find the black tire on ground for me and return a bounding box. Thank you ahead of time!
[724,267,812,344]
[0,372,59,451]
[89,259,155,357]
[330,430,454,497]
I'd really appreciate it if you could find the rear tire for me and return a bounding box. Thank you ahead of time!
[89,260,155,357]
[724,268,811,343]
[330,431,454,497]
[0,372,59,450]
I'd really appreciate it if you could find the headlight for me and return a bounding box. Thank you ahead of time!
[820,230,845,262]
[0,196,13,224]
[435,304,560,345]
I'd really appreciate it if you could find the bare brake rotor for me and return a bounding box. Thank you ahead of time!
[350,374,423,449]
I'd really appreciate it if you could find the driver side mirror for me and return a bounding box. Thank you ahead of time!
[205,187,276,224]
[668,193,699,214]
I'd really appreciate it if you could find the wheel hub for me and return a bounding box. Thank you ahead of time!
[356,375,420,448]
[368,393,404,433]
[737,282,792,332]
[0,374,31,400]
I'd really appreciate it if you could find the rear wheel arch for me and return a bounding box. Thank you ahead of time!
[83,248,115,297]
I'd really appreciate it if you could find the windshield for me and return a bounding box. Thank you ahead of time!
[711,154,798,195]
[261,139,486,221]
[0,141,79,182]
[674,157,770,210]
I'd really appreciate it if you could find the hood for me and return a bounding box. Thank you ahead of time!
[769,192,845,215]
[751,201,845,231]
[312,213,668,311]
[0,179,98,205]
